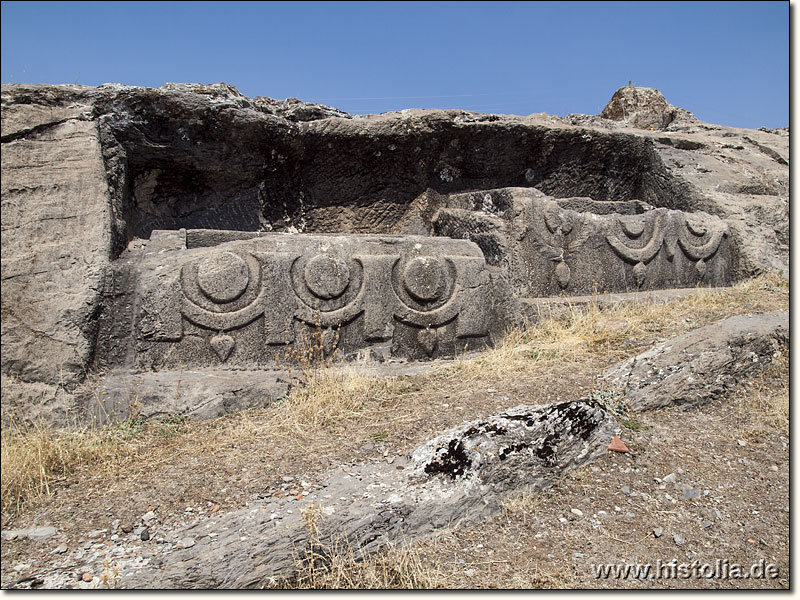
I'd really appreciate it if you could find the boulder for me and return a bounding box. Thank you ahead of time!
[603,311,788,411]
[599,84,695,130]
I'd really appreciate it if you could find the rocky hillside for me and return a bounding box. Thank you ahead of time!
[0,83,789,425]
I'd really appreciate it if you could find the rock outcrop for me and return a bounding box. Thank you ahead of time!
[131,400,616,588]
[599,84,695,130]
[603,310,788,411]
[0,82,789,424]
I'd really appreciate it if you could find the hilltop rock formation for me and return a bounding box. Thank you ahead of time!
[599,83,695,130]
[0,83,789,424]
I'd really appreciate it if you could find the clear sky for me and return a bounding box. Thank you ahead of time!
[0,1,789,128]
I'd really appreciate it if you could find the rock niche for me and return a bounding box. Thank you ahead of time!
[0,82,788,424]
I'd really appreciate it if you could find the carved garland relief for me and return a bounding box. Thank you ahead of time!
[529,201,728,289]
[525,201,729,290]
[674,216,728,280]
[142,240,490,362]
[528,200,592,289]
[605,210,669,287]
[606,210,728,286]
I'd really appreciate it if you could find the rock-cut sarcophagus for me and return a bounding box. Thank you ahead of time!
[432,187,734,298]
[119,230,493,370]
[103,187,735,374]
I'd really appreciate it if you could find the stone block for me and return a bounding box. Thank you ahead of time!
[108,231,493,370]
[433,187,733,297]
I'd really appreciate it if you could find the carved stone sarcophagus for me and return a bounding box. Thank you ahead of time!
[432,187,734,297]
[114,230,492,371]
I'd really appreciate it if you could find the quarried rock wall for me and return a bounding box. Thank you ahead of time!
[0,82,788,424]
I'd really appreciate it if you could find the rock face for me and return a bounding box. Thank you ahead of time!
[0,82,789,424]
[603,311,788,411]
[430,187,733,297]
[132,400,616,588]
[1,87,113,423]
[599,84,696,130]
[99,229,491,371]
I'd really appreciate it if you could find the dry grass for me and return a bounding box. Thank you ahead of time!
[0,274,787,522]
[731,351,789,439]
[180,368,431,469]
[443,273,788,381]
[257,501,453,589]
[316,544,446,589]
[0,417,136,515]
[276,510,574,590]
[271,367,420,435]
[278,540,451,589]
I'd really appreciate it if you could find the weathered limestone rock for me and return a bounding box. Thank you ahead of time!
[131,400,616,588]
[96,230,492,371]
[603,311,788,411]
[0,526,58,542]
[84,368,289,423]
[430,187,734,297]
[1,86,112,417]
[0,82,788,424]
[599,84,695,130]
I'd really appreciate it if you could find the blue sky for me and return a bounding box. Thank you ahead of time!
[0,1,789,128]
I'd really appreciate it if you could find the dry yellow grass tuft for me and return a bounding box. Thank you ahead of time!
[443,273,787,381]
[0,417,133,515]
[274,367,410,435]
[276,538,450,589]
[731,351,789,439]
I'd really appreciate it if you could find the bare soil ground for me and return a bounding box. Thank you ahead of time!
[0,276,789,589]
[406,367,789,589]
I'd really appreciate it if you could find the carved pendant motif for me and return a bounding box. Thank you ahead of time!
[677,216,727,283]
[210,334,235,362]
[633,262,648,287]
[606,211,667,290]
[529,200,591,291]
[554,261,571,289]
[417,327,438,357]
[695,258,707,280]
